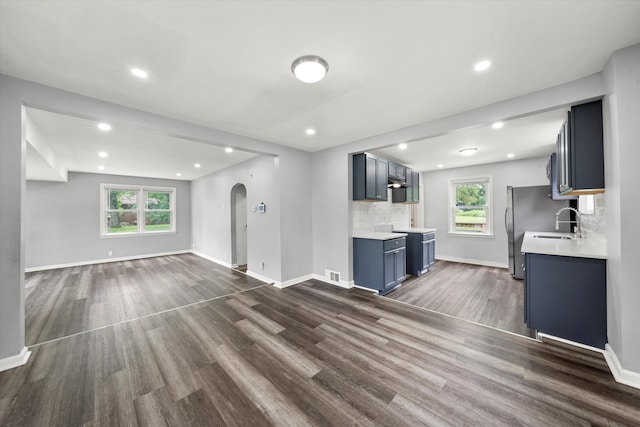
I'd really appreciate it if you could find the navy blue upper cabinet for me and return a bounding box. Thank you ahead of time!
[557,100,605,195]
[353,153,388,201]
[547,153,577,201]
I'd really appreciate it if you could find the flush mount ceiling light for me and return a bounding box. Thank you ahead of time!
[458,147,478,156]
[97,122,111,131]
[97,165,105,170]
[474,60,491,72]
[492,121,504,129]
[437,164,444,168]
[398,143,408,150]
[176,172,182,177]
[507,153,515,158]
[194,163,201,168]
[225,147,233,153]
[98,151,108,158]
[305,128,316,136]
[291,55,329,83]
[131,68,148,79]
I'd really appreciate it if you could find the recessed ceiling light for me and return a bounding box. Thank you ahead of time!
[458,147,478,156]
[291,55,329,83]
[492,121,504,129]
[194,163,201,168]
[398,143,408,150]
[225,147,233,153]
[98,151,108,158]
[474,60,491,72]
[97,123,111,131]
[176,172,182,177]
[131,68,148,79]
[97,165,105,170]
[437,164,444,168]
[507,153,515,158]
[305,128,316,136]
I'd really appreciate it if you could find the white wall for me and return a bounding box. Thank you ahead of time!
[191,155,282,281]
[422,156,550,267]
[602,44,640,374]
[25,172,191,269]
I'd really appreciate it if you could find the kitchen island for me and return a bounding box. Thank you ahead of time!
[521,231,607,349]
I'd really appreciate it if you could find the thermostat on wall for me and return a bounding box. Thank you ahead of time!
[257,202,266,213]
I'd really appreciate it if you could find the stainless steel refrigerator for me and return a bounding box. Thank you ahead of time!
[506,185,572,279]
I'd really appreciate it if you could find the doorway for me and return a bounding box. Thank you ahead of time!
[230,183,248,272]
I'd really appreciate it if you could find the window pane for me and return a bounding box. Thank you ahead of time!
[108,189,137,210]
[454,206,487,232]
[107,212,138,233]
[455,183,486,206]
[145,212,171,231]
[146,191,171,209]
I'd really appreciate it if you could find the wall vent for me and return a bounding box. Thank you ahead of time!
[325,269,340,283]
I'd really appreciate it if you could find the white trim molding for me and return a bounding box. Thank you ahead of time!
[0,347,31,373]
[25,250,192,272]
[191,250,233,269]
[435,255,508,269]
[604,344,640,390]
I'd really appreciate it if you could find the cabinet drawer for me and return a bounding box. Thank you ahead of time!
[384,237,406,251]
[422,232,435,241]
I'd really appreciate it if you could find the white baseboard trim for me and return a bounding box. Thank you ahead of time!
[244,270,275,285]
[604,344,640,390]
[310,274,354,289]
[25,250,192,272]
[435,255,508,269]
[191,250,233,269]
[0,347,31,373]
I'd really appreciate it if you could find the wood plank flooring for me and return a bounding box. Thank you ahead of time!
[386,260,535,337]
[24,254,264,346]
[3,255,639,426]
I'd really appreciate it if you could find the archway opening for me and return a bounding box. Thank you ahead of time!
[230,183,248,272]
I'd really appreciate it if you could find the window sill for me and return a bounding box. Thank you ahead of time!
[100,231,177,238]
[447,232,495,239]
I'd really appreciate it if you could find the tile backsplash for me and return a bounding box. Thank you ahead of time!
[352,191,411,234]
[580,193,606,239]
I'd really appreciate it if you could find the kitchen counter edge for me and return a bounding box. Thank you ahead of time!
[521,231,607,259]
[353,232,408,241]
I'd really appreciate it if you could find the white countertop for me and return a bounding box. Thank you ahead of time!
[521,231,607,259]
[392,228,436,234]
[353,232,408,241]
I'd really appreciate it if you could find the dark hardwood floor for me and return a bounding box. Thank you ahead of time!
[2,255,639,426]
[386,260,535,337]
[24,254,264,346]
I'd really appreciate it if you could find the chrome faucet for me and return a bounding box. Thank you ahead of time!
[555,206,581,238]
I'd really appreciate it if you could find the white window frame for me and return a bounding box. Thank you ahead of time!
[448,175,494,238]
[100,184,176,237]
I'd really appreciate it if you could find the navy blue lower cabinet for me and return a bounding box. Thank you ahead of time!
[353,237,406,294]
[525,253,607,349]
[398,232,435,276]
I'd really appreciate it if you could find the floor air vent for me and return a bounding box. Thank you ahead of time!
[326,270,340,283]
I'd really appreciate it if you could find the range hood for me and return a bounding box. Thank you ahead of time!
[387,177,408,188]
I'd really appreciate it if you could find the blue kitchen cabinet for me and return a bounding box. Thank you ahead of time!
[524,252,606,349]
[353,237,406,294]
[353,153,388,201]
[557,99,604,195]
[392,169,420,204]
[395,230,435,276]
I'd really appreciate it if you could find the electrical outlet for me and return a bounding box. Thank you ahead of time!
[108,250,112,256]
[260,261,265,270]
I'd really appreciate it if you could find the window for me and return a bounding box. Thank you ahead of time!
[449,176,493,236]
[101,184,175,236]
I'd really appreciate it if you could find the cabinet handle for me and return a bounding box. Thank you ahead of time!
[394,250,399,254]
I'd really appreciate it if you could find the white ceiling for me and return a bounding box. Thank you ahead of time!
[2,1,640,178]
[374,108,567,172]
[25,108,259,181]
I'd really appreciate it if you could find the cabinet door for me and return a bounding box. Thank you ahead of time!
[421,240,430,272]
[411,171,420,203]
[425,239,435,270]
[395,247,406,283]
[383,250,396,289]
[376,158,388,201]
[365,154,377,200]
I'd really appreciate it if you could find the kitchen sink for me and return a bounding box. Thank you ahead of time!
[533,234,573,240]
